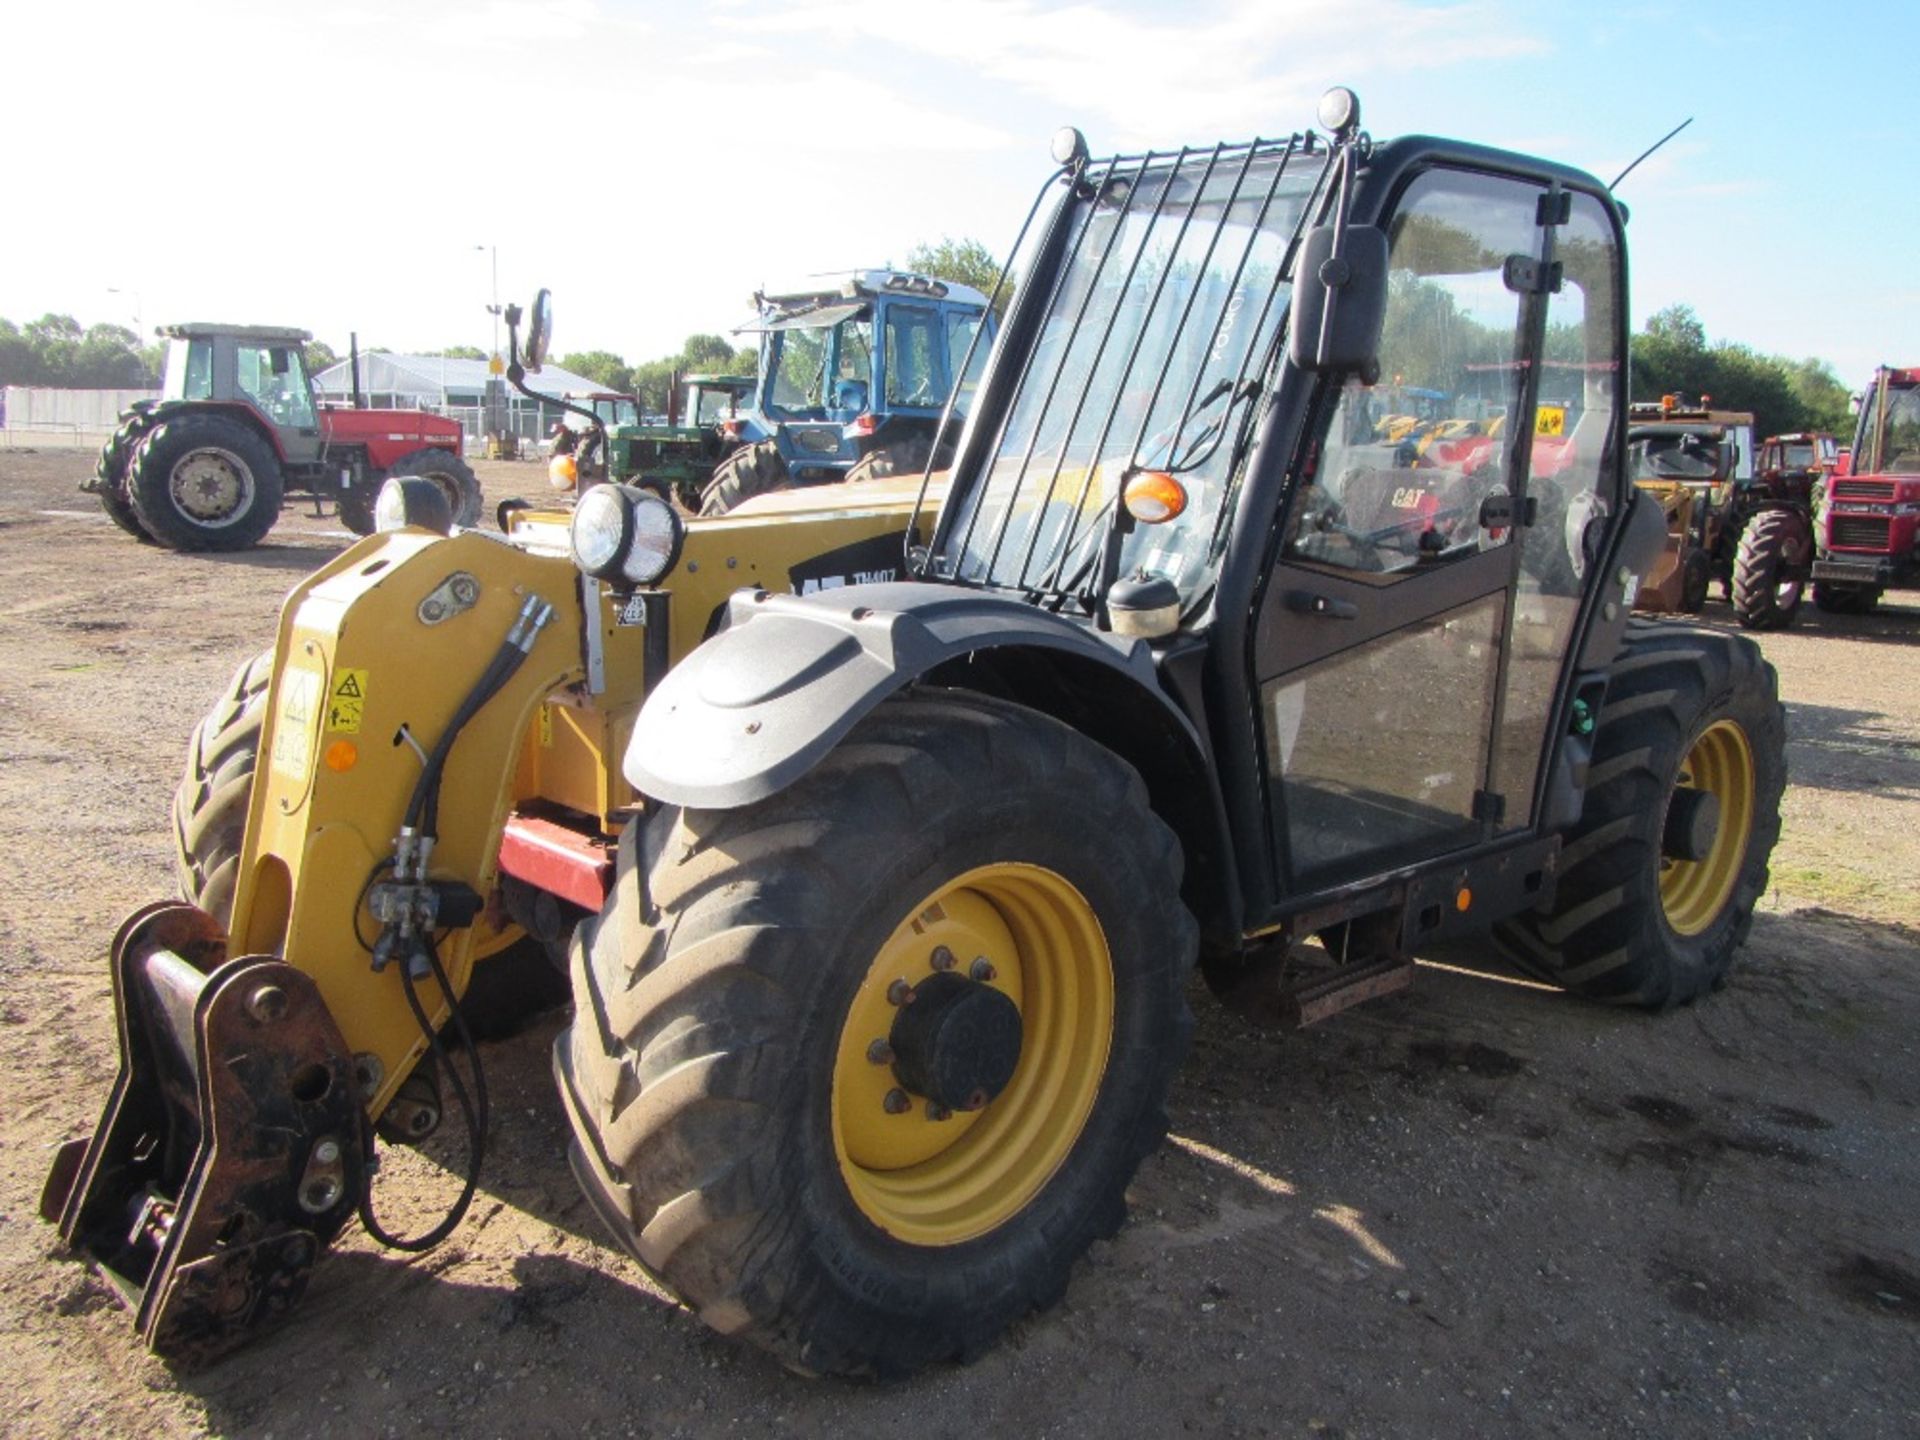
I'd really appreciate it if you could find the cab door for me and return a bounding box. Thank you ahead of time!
[1254,168,1623,891]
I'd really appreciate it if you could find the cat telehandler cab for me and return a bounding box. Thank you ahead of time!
[44,90,1784,1382]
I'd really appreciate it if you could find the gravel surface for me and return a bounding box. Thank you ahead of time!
[2,448,1915,1438]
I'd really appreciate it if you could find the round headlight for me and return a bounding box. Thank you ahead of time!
[567,484,685,587]
[374,476,453,535]
[569,485,628,573]
[622,492,681,585]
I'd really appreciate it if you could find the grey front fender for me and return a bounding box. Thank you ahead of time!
[626,581,1185,809]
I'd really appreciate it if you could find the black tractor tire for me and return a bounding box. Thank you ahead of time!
[561,690,1197,1378]
[1813,581,1881,615]
[171,651,564,1038]
[1678,546,1711,613]
[93,403,160,542]
[1494,623,1784,1009]
[1731,508,1809,631]
[384,447,483,528]
[127,411,284,551]
[845,429,962,487]
[697,439,788,516]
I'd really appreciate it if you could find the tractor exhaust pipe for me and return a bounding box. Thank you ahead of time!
[350,332,365,410]
[40,902,364,1367]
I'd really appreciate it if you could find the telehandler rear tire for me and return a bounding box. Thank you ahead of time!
[561,690,1196,1378]
[697,439,788,515]
[1494,623,1783,1008]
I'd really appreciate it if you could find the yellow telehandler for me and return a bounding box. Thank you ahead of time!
[45,91,1785,1380]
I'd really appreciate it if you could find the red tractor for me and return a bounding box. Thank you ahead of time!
[86,323,482,551]
[1712,431,1837,630]
[1812,366,1920,613]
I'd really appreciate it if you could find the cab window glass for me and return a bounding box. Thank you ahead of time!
[884,305,943,407]
[1286,169,1540,576]
[945,311,987,414]
[236,344,314,427]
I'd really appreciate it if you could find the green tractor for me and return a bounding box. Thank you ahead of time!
[552,374,756,507]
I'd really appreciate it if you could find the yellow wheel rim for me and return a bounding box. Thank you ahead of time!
[1659,719,1756,936]
[831,863,1114,1247]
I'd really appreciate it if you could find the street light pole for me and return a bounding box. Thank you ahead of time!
[474,244,500,359]
[106,286,143,337]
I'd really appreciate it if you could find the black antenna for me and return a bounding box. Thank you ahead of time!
[1609,116,1693,192]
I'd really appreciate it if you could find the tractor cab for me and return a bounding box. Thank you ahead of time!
[1623,401,1752,613]
[737,270,996,484]
[159,323,325,461]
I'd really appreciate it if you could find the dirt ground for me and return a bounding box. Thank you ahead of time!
[1,447,1915,1439]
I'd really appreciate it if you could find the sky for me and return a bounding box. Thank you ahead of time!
[3,0,1913,384]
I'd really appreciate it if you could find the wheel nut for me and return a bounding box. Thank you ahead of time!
[313,1138,342,1166]
[969,958,996,983]
[246,984,288,1023]
[961,1088,990,1112]
[883,1089,911,1115]
[926,1101,953,1122]
[930,945,956,971]
[887,979,915,1007]
[866,1039,894,1066]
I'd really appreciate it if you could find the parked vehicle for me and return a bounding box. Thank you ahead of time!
[87,324,480,548]
[1812,366,1920,613]
[699,270,996,513]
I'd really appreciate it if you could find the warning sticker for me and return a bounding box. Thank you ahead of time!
[1534,404,1567,437]
[270,669,322,782]
[328,668,369,734]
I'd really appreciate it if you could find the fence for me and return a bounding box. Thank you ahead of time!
[1,386,158,448]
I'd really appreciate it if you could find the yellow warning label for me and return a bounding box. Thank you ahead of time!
[271,669,322,782]
[328,668,369,734]
[538,707,553,747]
[1534,404,1567,437]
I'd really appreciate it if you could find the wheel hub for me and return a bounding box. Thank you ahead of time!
[888,971,1023,1112]
[170,448,252,524]
[1661,785,1720,862]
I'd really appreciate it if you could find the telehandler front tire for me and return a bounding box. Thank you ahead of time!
[1495,624,1783,1008]
[173,650,275,925]
[560,690,1196,1378]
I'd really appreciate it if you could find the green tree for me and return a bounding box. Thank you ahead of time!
[425,345,487,360]
[557,349,634,393]
[907,237,1001,296]
[304,340,339,376]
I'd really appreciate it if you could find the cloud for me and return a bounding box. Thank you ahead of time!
[720,0,1548,142]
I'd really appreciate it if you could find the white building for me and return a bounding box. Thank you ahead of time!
[312,353,616,445]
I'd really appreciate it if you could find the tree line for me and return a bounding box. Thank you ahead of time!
[0,276,1866,447]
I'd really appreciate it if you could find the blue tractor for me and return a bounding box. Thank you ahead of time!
[697,269,995,513]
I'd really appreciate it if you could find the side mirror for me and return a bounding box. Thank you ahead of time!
[525,289,554,372]
[1288,224,1388,377]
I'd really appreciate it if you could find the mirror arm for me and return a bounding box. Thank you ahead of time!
[502,301,606,442]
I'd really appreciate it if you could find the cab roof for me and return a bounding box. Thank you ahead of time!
[159,323,312,343]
